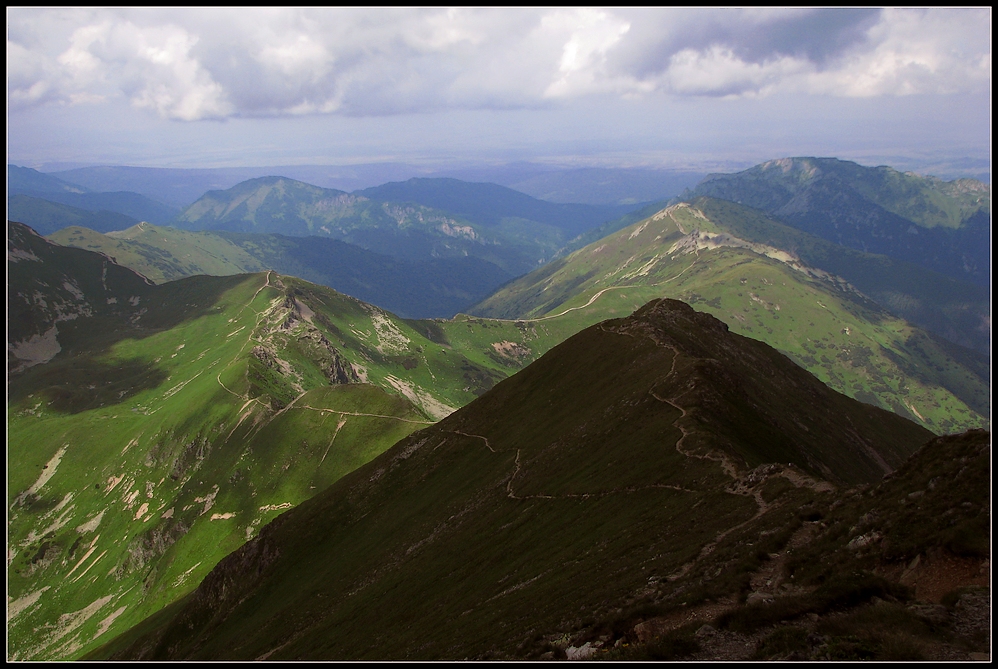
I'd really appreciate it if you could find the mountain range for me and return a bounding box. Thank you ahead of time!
[688,157,990,287]
[170,175,640,276]
[38,162,706,207]
[7,155,991,661]
[8,165,179,229]
[48,223,512,319]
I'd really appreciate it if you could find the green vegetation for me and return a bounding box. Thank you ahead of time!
[691,197,990,355]
[7,222,571,660]
[471,201,989,433]
[7,264,435,660]
[47,224,265,283]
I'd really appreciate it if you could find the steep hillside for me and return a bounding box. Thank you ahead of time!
[93,299,982,662]
[688,158,990,286]
[6,222,556,660]
[48,224,512,319]
[471,202,989,434]
[688,197,990,356]
[46,224,267,283]
[8,195,140,235]
[358,177,636,238]
[9,164,90,195]
[10,165,181,225]
[564,196,989,355]
[174,176,560,275]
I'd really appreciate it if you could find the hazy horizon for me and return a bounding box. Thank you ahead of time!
[8,8,991,181]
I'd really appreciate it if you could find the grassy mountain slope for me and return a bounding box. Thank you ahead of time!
[10,165,181,225]
[690,197,990,356]
[470,202,989,434]
[358,177,636,238]
[689,157,991,286]
[19,191,178,225]
[6,222,561,660]
[92,299,960,661]
[46,224,267,283]
[9,164,90,195]
[48,223,512,319]
[8,194,140,235]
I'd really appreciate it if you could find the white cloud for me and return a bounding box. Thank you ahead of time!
[115,23,232,120]
[805,8,991,97]
[5,7,991,122]
[542,8,631,98]
[663,46,809,97]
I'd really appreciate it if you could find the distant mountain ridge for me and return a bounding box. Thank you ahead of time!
[172,176,631,275]
[8,165,181,229]
[44,163,708,207]
[8,194,142,236]
[358,177,639,238]
[49,223,512,318]
[688,157,991,286]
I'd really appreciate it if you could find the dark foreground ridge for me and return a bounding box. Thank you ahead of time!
[94,299,988,661]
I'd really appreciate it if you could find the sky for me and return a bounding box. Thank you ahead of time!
[6,7,992,176]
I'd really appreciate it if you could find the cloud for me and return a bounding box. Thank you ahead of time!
[6,7,991,121]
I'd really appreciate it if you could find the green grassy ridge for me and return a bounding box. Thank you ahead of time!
[94,299,933,661]
[7,228,585,660]
[7,270,439,660]
[690,197,990,355]
[468,203,989,433]
[48,224,267,283]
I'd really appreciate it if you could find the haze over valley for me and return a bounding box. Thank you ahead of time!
[7,7,991,662]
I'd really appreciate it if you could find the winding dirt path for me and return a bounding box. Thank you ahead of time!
[482,233,702,325]
[294,405,434,425]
